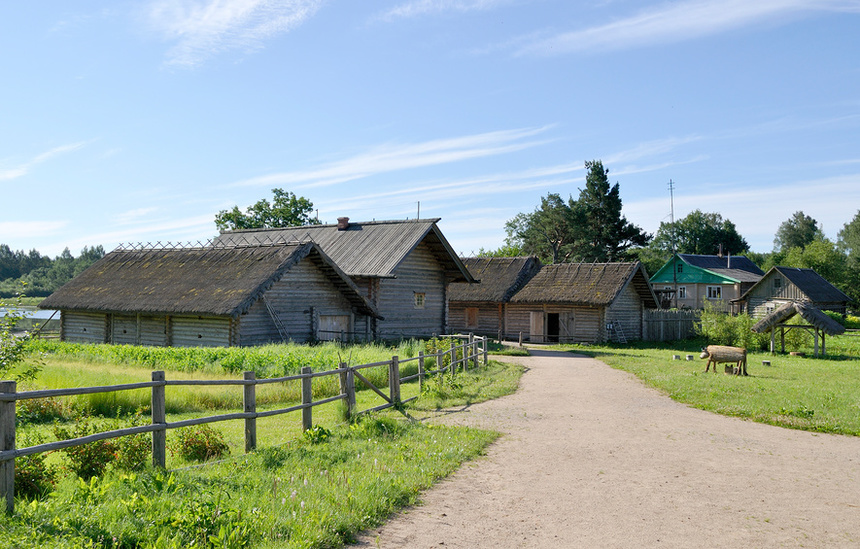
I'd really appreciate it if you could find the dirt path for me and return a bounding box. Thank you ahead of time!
[350,349,860,548]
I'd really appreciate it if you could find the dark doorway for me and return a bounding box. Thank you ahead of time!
[547,313,560,343]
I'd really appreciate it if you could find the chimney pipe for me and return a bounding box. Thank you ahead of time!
[337,217,350,230]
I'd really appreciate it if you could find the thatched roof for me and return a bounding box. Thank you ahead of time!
[448,257,541,303]
[509,262,659,307]
[39,243,380,318]
[215,218,475,283]
[751,301,845,336]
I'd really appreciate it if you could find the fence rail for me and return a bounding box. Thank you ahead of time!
[1,335,488,514]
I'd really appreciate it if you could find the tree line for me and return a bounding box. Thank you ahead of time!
[485,161,860,309]
[0,245,105,298]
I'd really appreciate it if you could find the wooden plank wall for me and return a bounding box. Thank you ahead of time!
[376,243,446,339]
[504,304,602,343]
[642,309,700,341]
[172,316,231,347]
[448,302,502,337]
[605,283,644,340]
[61,311,108,344]
[239,259,361,345]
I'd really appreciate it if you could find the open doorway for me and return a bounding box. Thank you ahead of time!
[547,313,560,343]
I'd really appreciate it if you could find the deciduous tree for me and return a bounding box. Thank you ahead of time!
[215,189,318,231]
[774,211,824,251]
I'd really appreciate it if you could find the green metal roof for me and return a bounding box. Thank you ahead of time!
[650,255,742,285]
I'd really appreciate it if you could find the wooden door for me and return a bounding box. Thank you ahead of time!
[319,315,350,341]
[529,311,545,343]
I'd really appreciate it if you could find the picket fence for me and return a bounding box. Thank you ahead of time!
[0,335,488,514]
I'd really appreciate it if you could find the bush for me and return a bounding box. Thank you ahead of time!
[172,425,230,462]
[697,302,768,350]
[16,396,70,424]
[53,417,118,480]
[113,412,151,471]
[14,434,58,499]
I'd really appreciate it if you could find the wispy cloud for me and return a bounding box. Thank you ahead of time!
[148,0,324,67]
[0,143,86,182]
[515,0,860,56]
[230,126,556,188]
[377,0,512,21]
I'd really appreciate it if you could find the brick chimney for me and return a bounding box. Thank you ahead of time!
[337,217,350,230]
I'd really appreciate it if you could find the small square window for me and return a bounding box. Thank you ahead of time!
[774,278,782,289]
[677,264,683,273]
[414,292,426,309]
[678,286,687,299]
[707,286,722,300]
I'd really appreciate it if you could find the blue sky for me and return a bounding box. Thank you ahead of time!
[2,0,859,259]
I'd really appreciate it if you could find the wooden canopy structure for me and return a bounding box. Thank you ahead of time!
[751,301,845,357]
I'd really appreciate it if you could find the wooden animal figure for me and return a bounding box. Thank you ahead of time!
[700,345,748,376]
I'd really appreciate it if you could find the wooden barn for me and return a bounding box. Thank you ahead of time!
[505,262,659,343]
[738,266,850,318]
[38,243,380,347]
[448,256,542,338]
[216,218,475,340]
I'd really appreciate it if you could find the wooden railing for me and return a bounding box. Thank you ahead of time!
[1,335,488,514]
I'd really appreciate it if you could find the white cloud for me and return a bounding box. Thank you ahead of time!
[515,0,860,56]
[377,0,512,21]
[231,126,556,188]
[0,143,86,182]
[148,0,324,67]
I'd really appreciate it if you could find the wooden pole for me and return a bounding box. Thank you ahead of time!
[483,337,488,366]
[518,331,523,347]
[389,356,401,405]
[151,371,166,469]
[243,371,256,453]
[301,367,313,431]
[339,362,355,420]
[418,352,425,393]
[450,340,457,375]
[1,381,15,515]
[814,330,819,358]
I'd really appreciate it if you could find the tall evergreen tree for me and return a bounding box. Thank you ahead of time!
[773,211,824,251]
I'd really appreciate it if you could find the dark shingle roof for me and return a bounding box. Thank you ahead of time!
[773,267,851,303]
[215,219,475,282]
[510,262,658,307]
[449,257,541,302]
[678,254,764,283]
[39,243,379,318]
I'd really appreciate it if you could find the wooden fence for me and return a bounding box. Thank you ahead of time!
[643,309,700,342]
[1,335,488,514]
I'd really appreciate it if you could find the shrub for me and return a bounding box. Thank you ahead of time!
[172,425,230,462]
[302,424,332,444]
[16,396,70,424]
[14,434,58,499]
[697,302,768,350]
[113,412,151,471]
[53,417,118,480]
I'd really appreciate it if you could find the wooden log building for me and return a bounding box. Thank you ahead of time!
[216,218,475,340]
[38,243,380,347]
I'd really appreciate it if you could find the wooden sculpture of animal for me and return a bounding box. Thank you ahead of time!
[700,345,747,376]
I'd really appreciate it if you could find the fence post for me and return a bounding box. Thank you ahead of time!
[339,362,355,421]
[449,340,457,376]
[468,333,475,370]
[1,381,15,515]
[151,371,166,469]
[389,356,401,405]
[483,337,488,366]
[518,331,523,347]
[301,367,313,431]
[418,351,425,393]
[244,371,256,453]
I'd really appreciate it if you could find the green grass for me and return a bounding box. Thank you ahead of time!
[3,419,499,548]
[558,337,860,436]
[6,341,524,548]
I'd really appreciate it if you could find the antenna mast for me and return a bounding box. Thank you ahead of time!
[669,179,677,309]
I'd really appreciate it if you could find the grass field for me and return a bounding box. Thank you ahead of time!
[559,335,860,436]
[5,340,524,548]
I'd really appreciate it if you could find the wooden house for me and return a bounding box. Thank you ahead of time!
[38,243,380,347]
[448,256,542,338]
[505,262,659,343]
[216,218,475,340]
[739,266,850,318]
[649,253,764,311]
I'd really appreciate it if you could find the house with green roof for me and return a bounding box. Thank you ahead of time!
[649,253,764,311]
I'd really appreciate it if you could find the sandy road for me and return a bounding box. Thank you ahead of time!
[350,349,860,548]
